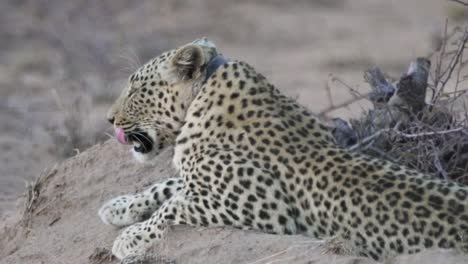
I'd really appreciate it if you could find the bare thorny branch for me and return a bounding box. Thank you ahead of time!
[323,25,468,182]
[432,27,468,104]
[448,0,468,7]
[318,75,370,118]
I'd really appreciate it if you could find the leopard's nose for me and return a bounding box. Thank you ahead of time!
[107,116,115,125]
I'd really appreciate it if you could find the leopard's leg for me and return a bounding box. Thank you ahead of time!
[98,177,183,227]
[111,179,297,259]
[111,191,228,259]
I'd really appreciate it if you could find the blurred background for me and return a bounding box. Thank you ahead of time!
[0,0,466,216]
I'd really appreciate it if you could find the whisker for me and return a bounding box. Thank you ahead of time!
[138,121,166,130]
[131,135,146,151]
[130,131,153,152]
[133,131,153,143]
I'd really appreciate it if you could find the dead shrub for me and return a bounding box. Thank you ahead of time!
[325,26,468,183]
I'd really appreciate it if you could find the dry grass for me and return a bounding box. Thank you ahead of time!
[120,253,176,264]
[88,248,115,264]
[246,239,326,264]
[21,164,58,232]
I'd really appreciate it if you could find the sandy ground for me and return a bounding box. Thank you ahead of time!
[1,0,468,263]
[1,141,467,264]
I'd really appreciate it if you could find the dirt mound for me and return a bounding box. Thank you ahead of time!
[0,141,466,264]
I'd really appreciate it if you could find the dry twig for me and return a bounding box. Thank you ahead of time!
[327,26,468,182]
[449,0,468,6]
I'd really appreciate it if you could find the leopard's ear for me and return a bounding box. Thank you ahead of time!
[173,44,204,80]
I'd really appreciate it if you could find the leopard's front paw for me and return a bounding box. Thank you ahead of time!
[112,223,153,259]
[99,195,139,227]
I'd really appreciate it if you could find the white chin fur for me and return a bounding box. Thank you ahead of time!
[131,148,158,163]
[131,130,159,163]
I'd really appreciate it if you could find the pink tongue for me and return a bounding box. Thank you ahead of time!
[115,127,130,145]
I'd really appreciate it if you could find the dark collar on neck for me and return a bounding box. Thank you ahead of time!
[204,55,228,81]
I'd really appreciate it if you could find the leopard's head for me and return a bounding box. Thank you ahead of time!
[107,38,219,162]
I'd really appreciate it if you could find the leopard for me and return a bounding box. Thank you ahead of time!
[98,38,468,261]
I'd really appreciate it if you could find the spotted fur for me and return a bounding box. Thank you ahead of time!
[99,38,468,260]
